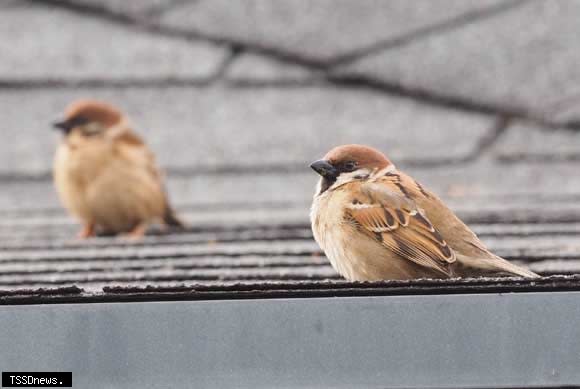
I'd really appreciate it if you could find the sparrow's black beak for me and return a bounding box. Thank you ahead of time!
[310,159,338,179]
[52,119,72,133]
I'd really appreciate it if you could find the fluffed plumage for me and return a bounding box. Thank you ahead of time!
[310,144,538,281]
[52,99,185,239]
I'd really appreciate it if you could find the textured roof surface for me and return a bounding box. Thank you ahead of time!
[2,0,580,303]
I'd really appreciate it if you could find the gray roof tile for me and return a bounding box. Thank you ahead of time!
[0,4,226,80]
[0,87,491,176]
[338,1,580,118]
[161,0,507,61]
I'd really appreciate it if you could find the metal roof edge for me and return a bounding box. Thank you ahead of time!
[1,291,579,388]
[2,275,580,305]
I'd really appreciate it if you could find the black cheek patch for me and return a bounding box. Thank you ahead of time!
[318,176,337,195]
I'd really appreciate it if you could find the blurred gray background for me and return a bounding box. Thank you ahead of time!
[1,0,580,278]
[3,4,580,389]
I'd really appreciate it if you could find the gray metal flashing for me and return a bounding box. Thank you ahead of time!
[2,275,580,305]
[1,291,579,388]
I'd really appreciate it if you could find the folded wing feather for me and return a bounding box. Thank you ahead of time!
[346,181,455,276]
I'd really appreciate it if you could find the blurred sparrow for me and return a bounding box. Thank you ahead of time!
[52,99,184,239]
[310,144,538,280]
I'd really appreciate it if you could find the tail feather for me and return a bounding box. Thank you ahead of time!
[497,260,540,278]
[456,254,539,278]
[163,205,186,230]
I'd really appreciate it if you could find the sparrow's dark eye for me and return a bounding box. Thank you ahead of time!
[342,161,357,172]
[71,116,89,127]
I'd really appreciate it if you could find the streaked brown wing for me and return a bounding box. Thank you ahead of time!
[346,181,455,276]
[114,129,162,180]
[113,129,176,213]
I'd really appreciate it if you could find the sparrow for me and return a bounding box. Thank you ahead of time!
[52,99,185,239]
[310,144,539,281]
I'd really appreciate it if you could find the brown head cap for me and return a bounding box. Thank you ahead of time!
[64,99,124,128]
[323,144,392,171]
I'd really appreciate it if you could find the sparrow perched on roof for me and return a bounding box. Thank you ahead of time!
[52,99,185,239]
[310,144,538,280]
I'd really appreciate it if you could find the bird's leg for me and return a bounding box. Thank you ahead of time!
[77,223,96,239]
[123,223,148,241]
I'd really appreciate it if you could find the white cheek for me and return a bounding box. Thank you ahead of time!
[81,122,104,135]
[333,168,371,187]
[314,178,323,197]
